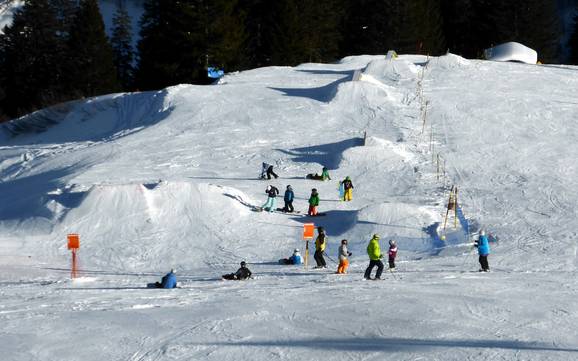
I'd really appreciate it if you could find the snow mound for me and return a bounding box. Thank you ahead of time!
[484,42,538,64]
[430,53,471,69]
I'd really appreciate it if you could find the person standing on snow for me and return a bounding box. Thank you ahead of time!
[337,239,352,274]
[222,261,253,280]
[262,185,279,212]
[388,239,398,270]
[474,230,491,272]
[314,226,327,268]
[341,176,354,201]
[283,185,294,212]
[308,188,320,216]
[261,162,278,180]
[364,234,384,280]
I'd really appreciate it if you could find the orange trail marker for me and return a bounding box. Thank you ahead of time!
[303,223,315,268]
[67,234,80,279]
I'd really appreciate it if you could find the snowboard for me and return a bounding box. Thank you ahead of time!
[338,182,345,201]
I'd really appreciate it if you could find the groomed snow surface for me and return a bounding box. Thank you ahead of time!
[1,54,577,360]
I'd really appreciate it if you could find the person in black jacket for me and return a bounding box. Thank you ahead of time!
[262,185,279,212]
[261,162,278,179]
[222,261,252,280]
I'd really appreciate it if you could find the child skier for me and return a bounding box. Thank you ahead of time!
[388,239,398,270]
[222,261,253,280]
[337,239,352,274]
[261,162,278,180]
[474,230,491,272]
[314,226,327,268]
[279,249,303,265]
[308,188,320,216]
[341,176,354,201]
[283,185,294,212]
[262,185,279,212]
[364,234,384,280]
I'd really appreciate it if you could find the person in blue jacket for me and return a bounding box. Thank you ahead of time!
[283,185,295,212]
[279,249,303,265]
[152,269,177,288]
[474,230,491,272]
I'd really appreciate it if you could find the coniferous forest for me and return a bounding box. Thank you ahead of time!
[0,0,571,121]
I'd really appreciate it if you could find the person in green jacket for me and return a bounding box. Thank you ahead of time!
[308,188,320,216]
[321,167,331,181]
[364,234,384,280]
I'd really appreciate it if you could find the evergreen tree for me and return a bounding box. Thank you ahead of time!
[136,0,205,90]
[67,0,120,97]
[111,0,135,89]
[568,12,578,64]
[0,0,69,117]
[440,0,477,57]
[207,0,249,72]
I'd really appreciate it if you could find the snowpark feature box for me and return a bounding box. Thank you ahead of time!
[484,42,538,64]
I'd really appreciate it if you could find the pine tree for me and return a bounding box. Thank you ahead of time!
[67,0,120,97]
[569,12,578,64]
[207,0,249,72]
[0,0,69,117]
[111,0,135,90]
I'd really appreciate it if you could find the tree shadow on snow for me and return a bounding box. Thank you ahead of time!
[269,72,353,103]
[201,337,578,353]
[276,137,364,170]
[290,210,357,236]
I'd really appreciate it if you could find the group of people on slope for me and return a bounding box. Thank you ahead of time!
[154,229,489,287]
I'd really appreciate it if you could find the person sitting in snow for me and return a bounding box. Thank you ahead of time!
[153,269,177,288]
[222,261,253,280]
[261,162,278,180]
[336,239,352,274]
[340,176,354,201]
[282,185,294,212]
[308,188,320,216]
[306,166,331,181]
[279,249,303,265]
[262,185,279,212]
[474,230,491,272]
[388,239,398,270]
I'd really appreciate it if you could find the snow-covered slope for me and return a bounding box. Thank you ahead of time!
[1,54,577,360]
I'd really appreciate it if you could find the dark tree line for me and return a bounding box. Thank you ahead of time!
[0,0,567,121]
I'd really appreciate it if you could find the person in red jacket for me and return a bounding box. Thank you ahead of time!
[388,239,398,270]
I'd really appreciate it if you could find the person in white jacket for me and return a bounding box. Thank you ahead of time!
[336,239,352,274]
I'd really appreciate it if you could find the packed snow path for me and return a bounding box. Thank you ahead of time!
[1,54,577,360]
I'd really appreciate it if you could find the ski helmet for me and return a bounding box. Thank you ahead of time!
[479,229,486,236]
[389,239,396,246]
[294,248,299,253]
[341,239,348,244]
[171,268,176,274]
[240,261,246,267]
[346,176,350,180]
[373,234,380,239]
[312,188,317,192]
[318,226,325,233]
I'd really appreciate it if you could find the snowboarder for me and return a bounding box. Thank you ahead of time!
[340,176,354,201]
[261,162,278,180]
[364,234,384,280]
[262,185,279,212]
[279,249,303,265]
[337,239,352,274]
[314,226,327,268]
[283,185,294,212]
[308,188,320,216]
[474,230,491,272]
[151,269,177,288]
[222,261,253,280]
[388,239,398,270]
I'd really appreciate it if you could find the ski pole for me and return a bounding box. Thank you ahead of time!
[324,252,338,264]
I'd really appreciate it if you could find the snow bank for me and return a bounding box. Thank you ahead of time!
[484,42,538,64]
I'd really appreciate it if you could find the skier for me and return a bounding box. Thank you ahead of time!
[261,162,278,180]
[364,234,384,280]
[474,230,491,272]
[283,185,294,212]
[314,226,327,268]
[222,261,253,280]
[279,249,303,265]
[336,239,352,274]
[152,269,177,288]
[262,185,279,212]
[388,239,398,270]
[308,188,320,216]
[340,176,354,201]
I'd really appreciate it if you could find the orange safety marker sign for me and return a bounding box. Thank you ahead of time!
[67,234,80,279]
[303,223,315,268]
